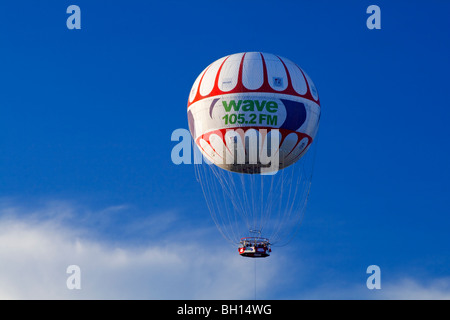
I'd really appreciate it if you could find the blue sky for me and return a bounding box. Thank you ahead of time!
[0,0,450,299]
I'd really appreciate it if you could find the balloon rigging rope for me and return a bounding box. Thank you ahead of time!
[193,134,319,247]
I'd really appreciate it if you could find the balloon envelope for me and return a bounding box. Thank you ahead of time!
[188,52,321,246]
[188,52,320,174]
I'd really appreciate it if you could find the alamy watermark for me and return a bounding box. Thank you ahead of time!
[367,5,381,30]
[65,5,380,31]
[66,265,81,290]
[62,3,383,293]
[171,128,281,174]
[66,5,81,30]
[366,265,381,290]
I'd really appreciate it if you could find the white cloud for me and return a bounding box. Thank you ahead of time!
[381,278,450,300]
[289,274,450,300]
[0,201,278,299]
[1,199,449,300]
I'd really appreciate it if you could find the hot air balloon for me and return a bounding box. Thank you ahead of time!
[187,52,320,257]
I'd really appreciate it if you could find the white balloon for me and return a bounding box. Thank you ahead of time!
[187,52,320,174]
